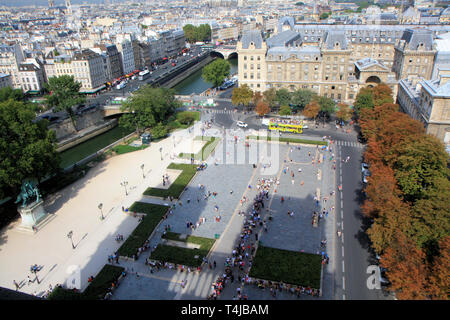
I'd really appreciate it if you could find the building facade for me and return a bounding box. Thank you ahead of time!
[0,73,12,89]
[72,49,106,93]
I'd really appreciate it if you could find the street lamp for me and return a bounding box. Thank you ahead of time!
[30,265,41,284]
[131,110,140,135]
[141,164,145,179]
[159,147,163,160]
[98,203,104,220]
[120,180,129,196]
[67,231,75,249]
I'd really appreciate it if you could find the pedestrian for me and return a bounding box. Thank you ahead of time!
[27,276,32,285]
[13,280,19,291]
[213,261,217,269]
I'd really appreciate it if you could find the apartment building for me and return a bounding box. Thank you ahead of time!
[0,43,24,89]
[0,73,12,89]
[237,24,440,104]
[18,58,46,93]
[72,49,106,93]
[116,40,136,75]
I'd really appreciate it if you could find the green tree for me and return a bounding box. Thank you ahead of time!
[44,75,85,131]
[197,24,211,42]
[151,122,168,140]
[290,89,316,112]
[354,87,374,114]
[320,12,330,20]
[0,86,24,102]
[183,24,197,43]
[316,96,335,116]
[275,88,291,107]
[0,100,60,198]
[202,58,230,88]
[263,88,277,107]
[119,87,179,134]
[231,84,253,108]
[336,103,352,122]
[278,105,292,116]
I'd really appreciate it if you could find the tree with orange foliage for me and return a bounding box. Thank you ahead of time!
[372,83,393,106]
[336,103,352,122]
[302,101,320,121]
[428,236,450,300]
[361,163,401,219]
[252,91,263,105]
[255,100,270,117]
[380,231,432,300]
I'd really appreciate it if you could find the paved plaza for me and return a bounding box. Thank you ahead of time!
[0,112,338,300]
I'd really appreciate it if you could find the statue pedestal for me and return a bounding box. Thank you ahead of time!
[17,200,52,233]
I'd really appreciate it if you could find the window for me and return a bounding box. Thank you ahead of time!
[244,56,247,60]
[244,64,247,70]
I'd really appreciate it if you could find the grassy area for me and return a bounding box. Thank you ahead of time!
[249,245,322,288]
[48,264,124,300]
[112,144,148,155]
[178,136,219,161]
[143,163,198,199]
[247,135,328,146]
[151,233,216,267]
[117,202,169,258]
[166,111,201,132]
[59,125,134,168]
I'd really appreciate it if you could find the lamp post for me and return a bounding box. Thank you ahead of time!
[67,231,75,249]
[120,180,128,196]
[141,164,145,179]
[98,203,104,220]
[131,110,139,135]
[159,147,163,160]
[30,265,41,284]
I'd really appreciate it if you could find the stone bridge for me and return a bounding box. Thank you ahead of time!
[211,45,238,60]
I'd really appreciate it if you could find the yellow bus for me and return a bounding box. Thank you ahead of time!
[269,119,303,134]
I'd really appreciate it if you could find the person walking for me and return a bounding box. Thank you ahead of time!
[13,280,19,291]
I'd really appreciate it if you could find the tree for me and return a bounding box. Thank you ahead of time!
[302,101,320,121]
[354,87,374,115]
[0,100,60,199]
[290,89,316,112]
[119,87,179,134]
[151,122,168,140]
[252,91,263,105]
[0,87,24,102]
[372,83,393,106]
[428,236,450,300]
[202,58,230,88]
[275,88,291,107]
[278,105,292,116]
[316,96,335,116]
[183,24,197,43]
[231,84,253,108]
[263,88,277,107]
[320,12,330,20]
[336,103,352,122]
[197,24,211,42]
[380,232,432,300]
[255,100,270,117]
[44,75,85,132]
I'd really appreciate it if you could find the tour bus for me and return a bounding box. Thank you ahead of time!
[138,70,150,81]
[268,118,303,134]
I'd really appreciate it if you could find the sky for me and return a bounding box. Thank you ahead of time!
[0,0,106,7]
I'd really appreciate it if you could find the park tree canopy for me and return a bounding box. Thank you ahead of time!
[231,84,253,107]
[119,86,180,134]
[0,100,60,199]
[202,58,230,88]
[44,75,86,131]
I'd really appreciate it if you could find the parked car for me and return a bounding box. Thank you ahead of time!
[362,162,369,172]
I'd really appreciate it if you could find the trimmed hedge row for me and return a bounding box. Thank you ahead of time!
[247,135,328,146]
[117,202,169,257]
[143,163,198,199]
[112,144,148,155]
[48,264,125,300]
[249,245,322,288]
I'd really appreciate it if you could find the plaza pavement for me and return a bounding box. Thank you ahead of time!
[112,121,338,300]
[0,118,208,297]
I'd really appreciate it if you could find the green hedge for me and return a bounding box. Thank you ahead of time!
[117,202,169,257]
[249,245,322,288]
[143,163,197,199]
[48,264,124,300]
[178,136,219,161]
[112,144,148,154]
[247,135,328,146]
[151,233,215,267]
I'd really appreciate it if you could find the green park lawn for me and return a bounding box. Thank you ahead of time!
[249,245,322,288]
[117,202,169,257]
[178,136,219,161]
[143,163,198,199]
[151,232,216,267]
[247,135,328,146]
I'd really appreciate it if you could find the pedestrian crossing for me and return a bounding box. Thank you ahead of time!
[334,140,365,148]
[202,109,234,114]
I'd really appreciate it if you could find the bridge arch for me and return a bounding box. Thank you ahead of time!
[210,51,225,59]
[227,52,238,60]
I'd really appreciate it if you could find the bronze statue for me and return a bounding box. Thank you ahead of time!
[15,179,41,207]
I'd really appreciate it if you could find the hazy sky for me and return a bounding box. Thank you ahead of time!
[0,0,106,7]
